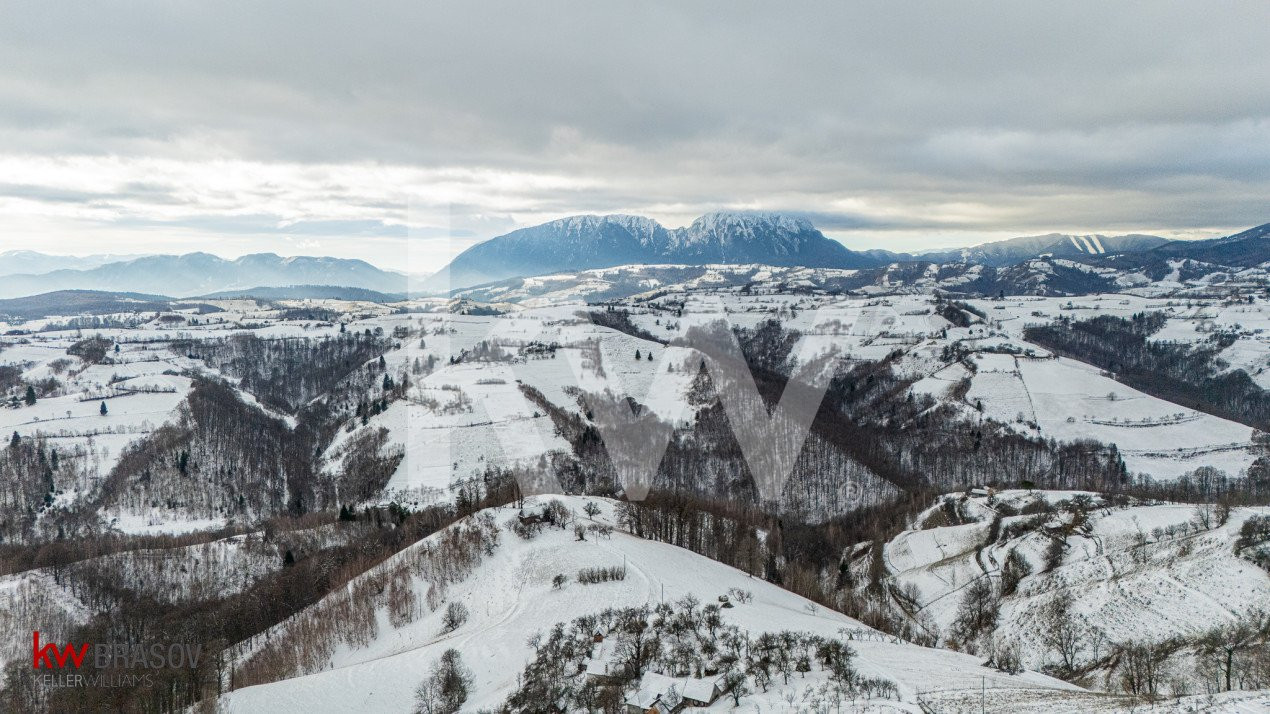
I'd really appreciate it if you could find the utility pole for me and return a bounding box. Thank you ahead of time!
[981,675,985,714]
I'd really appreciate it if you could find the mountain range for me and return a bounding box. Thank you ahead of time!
[0,249,150,275]
[898,232,1172,266]
[420,213,1266,290]
[0,214,1265,299]
[419,212,877,291]
[1133,222,1270,268]
[0,252,408,299]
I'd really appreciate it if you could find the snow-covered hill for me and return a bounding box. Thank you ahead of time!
[215,496,1084,713]
[5,287,1266,537]
[0,274,1267,713]
[868,489,1270,697]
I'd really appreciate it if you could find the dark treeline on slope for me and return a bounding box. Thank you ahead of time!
[934,298,985,328]
[530,318,1131,516]
[171,331,394,414]
[331,426,406,504]
[67,335,115,364]
[90,329,414,526]
[614,489,942,646]
[0,438,68,543]
[1025,312,1270,431]
[0,514,310,577]
[5,329,417,548]
[585,307,665,344]
[0,473,523,714]
[1122,457,1270,506]
[0,435,125,544]
[273,305,344,323]
[96,374,412,522]
[37,313,150,332]
[98,379,316,519]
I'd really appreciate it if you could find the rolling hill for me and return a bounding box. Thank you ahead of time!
[215,496,1086,713]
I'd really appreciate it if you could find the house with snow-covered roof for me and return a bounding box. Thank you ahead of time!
[583,637,622,684]
[680,675,725,707]
[624,673,684,714]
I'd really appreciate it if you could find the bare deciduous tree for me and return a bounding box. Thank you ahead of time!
[442,601,469,632]
[1041,594,1085,674]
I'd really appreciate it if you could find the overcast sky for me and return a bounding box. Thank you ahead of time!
[1,2,1268,272]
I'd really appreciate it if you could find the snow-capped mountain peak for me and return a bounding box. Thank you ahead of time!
[671,211,817,249]
[544,214,667,245]
[685,210,815,236]
[422,211,877,291]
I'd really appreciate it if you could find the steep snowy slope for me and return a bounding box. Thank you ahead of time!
[874,490,1270,696]
[215,496,1082,713]
[321,310,700,508]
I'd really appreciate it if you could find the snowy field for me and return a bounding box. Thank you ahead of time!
[958,354,1257,479]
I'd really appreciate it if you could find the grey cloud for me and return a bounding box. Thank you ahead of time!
[0,181,187,206]
[108,215,411,239]
[0,1,1268,248]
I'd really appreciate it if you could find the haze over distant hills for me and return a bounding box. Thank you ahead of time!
[0,215,1265,299]
[0,252,409,299]
[0,250,150,275]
